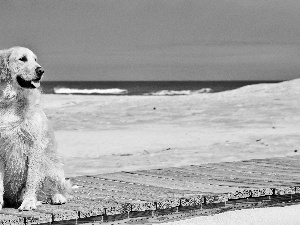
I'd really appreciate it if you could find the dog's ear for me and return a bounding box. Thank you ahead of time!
[0,50,11,82]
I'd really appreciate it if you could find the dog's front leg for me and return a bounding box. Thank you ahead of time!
[0,160,5,210]
[18,156,41,211]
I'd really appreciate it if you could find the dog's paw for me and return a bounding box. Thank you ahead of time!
[51,194,67,205]
[0,197,4,210]
[18,198,37,211]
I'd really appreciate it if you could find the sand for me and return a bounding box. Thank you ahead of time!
[160,204,300,225]
[43,79,300,177]
[42,79,300,224]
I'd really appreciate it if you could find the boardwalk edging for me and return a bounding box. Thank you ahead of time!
[2,156,300,224]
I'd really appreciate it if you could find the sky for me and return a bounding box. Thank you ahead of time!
[0,0,300,81]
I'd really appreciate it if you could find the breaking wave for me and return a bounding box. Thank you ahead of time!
[53,87,128,95]
[53,86,212,96]
[145,88,211,96]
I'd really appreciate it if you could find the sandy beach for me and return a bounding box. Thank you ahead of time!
[43,79,300,177]
[43,79,300,224]
[160,204,300,225]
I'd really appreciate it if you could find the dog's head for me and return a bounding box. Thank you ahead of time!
[0,47,44,90]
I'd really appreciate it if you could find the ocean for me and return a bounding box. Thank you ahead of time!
[41,80,283,96]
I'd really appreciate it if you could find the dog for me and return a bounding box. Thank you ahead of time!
[0,47,71,211]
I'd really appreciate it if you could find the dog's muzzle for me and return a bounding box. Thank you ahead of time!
[16,67,45,89]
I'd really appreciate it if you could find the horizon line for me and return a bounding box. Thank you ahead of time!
[42,79,287,82]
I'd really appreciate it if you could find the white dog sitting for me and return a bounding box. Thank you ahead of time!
[0,47,71,211]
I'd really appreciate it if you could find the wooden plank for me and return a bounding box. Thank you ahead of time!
[95,172,238,193]
[72,177,183,201]
[0,214,24,225]
[72,186,155,213]
[69,195,129,216]
[73,185,179,211]
[274,187,295,195]
[180,195,204,207]
[182,165,300,185]
[218,161,300,173]
[0,208,52,225]
[251,156,300,165]
[72,192,156,213]
[132,169,284,189]
[162,167,299,185]
[159,167,300,187]
[36,204,79,222]
[131,170,241,190]
[193,163,300,177]
[72,176,206,209]
[61,200,105,218]
[186,163,300,178]
[72,176,194,199]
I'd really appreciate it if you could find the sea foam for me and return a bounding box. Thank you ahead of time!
[53,87,128,95]
[146,88,211,96]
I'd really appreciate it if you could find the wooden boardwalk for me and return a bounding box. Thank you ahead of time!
[1,156,300,224]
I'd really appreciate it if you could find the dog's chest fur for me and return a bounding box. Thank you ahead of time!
[0,92,49,203]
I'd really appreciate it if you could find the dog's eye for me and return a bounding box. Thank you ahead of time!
[19,56,27,62]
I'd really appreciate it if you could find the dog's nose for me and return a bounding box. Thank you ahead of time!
[35,67,44,78]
